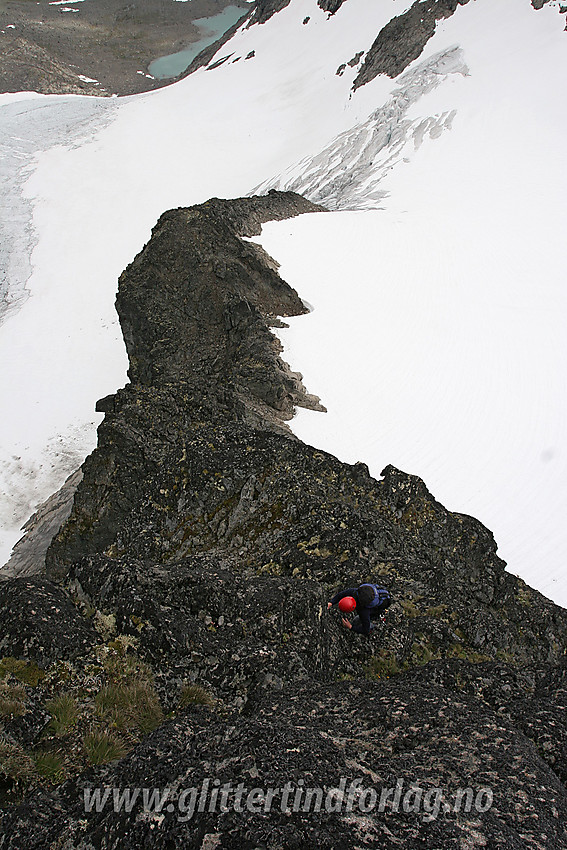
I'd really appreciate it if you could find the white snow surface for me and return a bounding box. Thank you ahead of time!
[0,0,566,608]
[255,0,567,605]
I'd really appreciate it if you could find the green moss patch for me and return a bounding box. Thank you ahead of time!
[0,658,45,687]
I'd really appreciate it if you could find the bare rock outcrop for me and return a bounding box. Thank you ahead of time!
[1,191,566,847]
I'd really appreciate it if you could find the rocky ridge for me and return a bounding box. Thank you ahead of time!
[353,0,472,89]
[1,191,567,847]
[352,0,566,91]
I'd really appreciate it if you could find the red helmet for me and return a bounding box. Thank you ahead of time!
[338,596,356,613]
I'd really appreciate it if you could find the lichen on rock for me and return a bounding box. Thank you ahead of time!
[1,191,566,846]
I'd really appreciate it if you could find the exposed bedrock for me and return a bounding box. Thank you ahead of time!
[0,576,98,668]
[1,470,83,582]
[247,0,292,26]
[2,190,567,846]
[353,0,471,89]
[36,188,566,686]
[248,0,348,27]
[43,190,567,670]
[45,192,326,577]
[2,660,567,848]
[318,0,349,14]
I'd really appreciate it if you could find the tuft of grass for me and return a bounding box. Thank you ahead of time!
[365,650,401,679]
[0,736,36,783]
[446,644,491,664]
[45,693,79,736]
[410,640,439,666]
[495,649,516,664]
[425,604,448,618]
[83,730,127,765]
[33,750,65,782]
[178,683,215,709]
[400,599,421,618]
[0,658,45,687]
[103,651,152,685]
[0,681,27,718]
[95,681,163,734]
[95,650,164,734]
[515,581,533,606]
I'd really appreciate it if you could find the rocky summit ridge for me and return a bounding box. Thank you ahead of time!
[1,192,567,848]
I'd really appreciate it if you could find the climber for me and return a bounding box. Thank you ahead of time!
[327,583,391,636]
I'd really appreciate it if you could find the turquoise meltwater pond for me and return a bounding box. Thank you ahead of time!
[148,5,249,80]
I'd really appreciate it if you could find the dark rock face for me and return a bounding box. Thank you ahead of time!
[353,0,471,89]
[247,0,292,26]
[47,393,567,671]
[0,577,98,668]
[2,191,567,845]
[42,188,567,680]
[2,0,563,99]
[114,194,323,390]
[318,0,349,14]
[67,555,336,710]
[1,470,82,582]
[248,0,347,27]
[3,667,567,849]
[45,192,325,578]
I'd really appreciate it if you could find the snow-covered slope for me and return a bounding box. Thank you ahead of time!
[1,0,566,606]
[254,0,567,604]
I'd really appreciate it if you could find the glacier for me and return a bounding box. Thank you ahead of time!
[0,0,566,608]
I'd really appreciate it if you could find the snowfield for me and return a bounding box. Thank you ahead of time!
[0,0,566,607]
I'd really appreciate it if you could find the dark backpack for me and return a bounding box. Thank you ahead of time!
[358,583,390,609]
